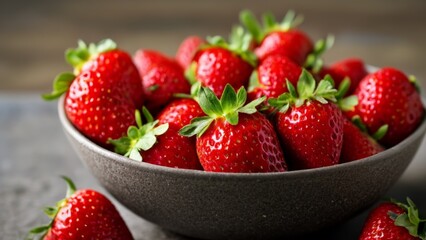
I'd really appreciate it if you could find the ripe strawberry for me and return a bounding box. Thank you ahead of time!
[180,84,287,173]
[157,98,205,128]
[43,39,144,148]
[133,49,190,112]
[175,35,206,70]
[359,198,425,240]
[346,67,424,147]
[248,54,302,101]
[240,10,313,65]
[133,49,172,76]
[110,108,202,170]
[28,177,133,240]
[269,70,343,169]
[187,27,256,96]
[340,117,384,163]
[319,58,368,96]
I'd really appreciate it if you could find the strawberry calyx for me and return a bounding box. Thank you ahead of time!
[239,9,304,44]
[204,26,257,67]
[109,107,169,161]
[41,39,117,101]
[388,197,426,240]
[66,39,117,75]
[179,84,265,137]
[335,77,358,111]
[304,35,335,73]
[351,115,388,141]
[268,69,337,113]
[28,176,77,239]
[41,72,75,101]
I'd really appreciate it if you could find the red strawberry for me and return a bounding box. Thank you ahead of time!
[187,27,256,96]
[29,177,133,240]
[240,10,313,65]
[157,98,205,128]
[175,35,206,70]
[133,49,172,76]
[248,54,302,101]
[320,58,368,96]
[180,84,287,173]
[133,49,190,112]
[269,70,343,169]
[110,108,202,170]
[43,39,144,148]
[346,67,424,147]
[359,198,425,240]
[340,117,384,163]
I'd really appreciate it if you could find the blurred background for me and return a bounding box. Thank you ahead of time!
[1,0,426,92]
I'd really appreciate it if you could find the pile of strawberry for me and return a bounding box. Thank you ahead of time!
[44,10,424,173]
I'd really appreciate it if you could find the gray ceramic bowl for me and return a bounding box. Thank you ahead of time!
[58,96,426,240]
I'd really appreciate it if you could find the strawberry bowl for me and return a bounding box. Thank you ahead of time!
[58,95,426,240]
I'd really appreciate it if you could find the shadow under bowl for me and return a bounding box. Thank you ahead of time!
[58,96,426,240]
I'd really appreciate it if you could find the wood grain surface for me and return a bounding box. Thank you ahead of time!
[0,0,425,91]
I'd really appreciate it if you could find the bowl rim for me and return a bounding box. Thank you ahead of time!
[58,95,426,179]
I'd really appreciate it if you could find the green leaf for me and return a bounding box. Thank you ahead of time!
[179,116,214,137]
[236,86,248,109]
[238,96,265,114]
[65,42,90,68]
[297,69,316,99]
[135,110,143,128]
[128,126,140,139]
[108,137,131,155]
[225,111,239,125]
[136,132,157,151]
[395,213,418,237]
[153,123,169,135]
[41,72,75,101]
[61,176,76,198]
[286,79,298,98]
[338,95,358,111]
[29,225,50,234]
[248,70,260,92]
[142,107,154,123]
[95,39,117,54]
[336,77,351,99]
[351,115,368,133]
[128,148,142,161]
[221,84,238,114]
[262,12,276,31]
[280,10,295,30]
[372,124,388,141]
[198,87,223,117]
[185,62,198,85]
[239,10,263,43]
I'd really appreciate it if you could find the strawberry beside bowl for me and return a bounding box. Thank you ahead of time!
[58,96,426,240]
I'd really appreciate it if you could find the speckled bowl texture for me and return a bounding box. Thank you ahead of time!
[58,96,426,240]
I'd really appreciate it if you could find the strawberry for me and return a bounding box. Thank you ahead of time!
[346,67,424,147]
[42,39,144,148]
[186,27,256,96]
[157,98,205,128]
[180,84,287,173]
[248,54,302,102]
[319,58,368,96]
[110,107,202,170]
[133,49,190,112]
[340,117,384,163]
[359,198,426,240]
[175,35,206,70]
[28,177,133,240]
[269,70,343,169]
[240,10,313,66]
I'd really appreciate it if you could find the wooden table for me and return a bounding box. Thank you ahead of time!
[1,0,426,239]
